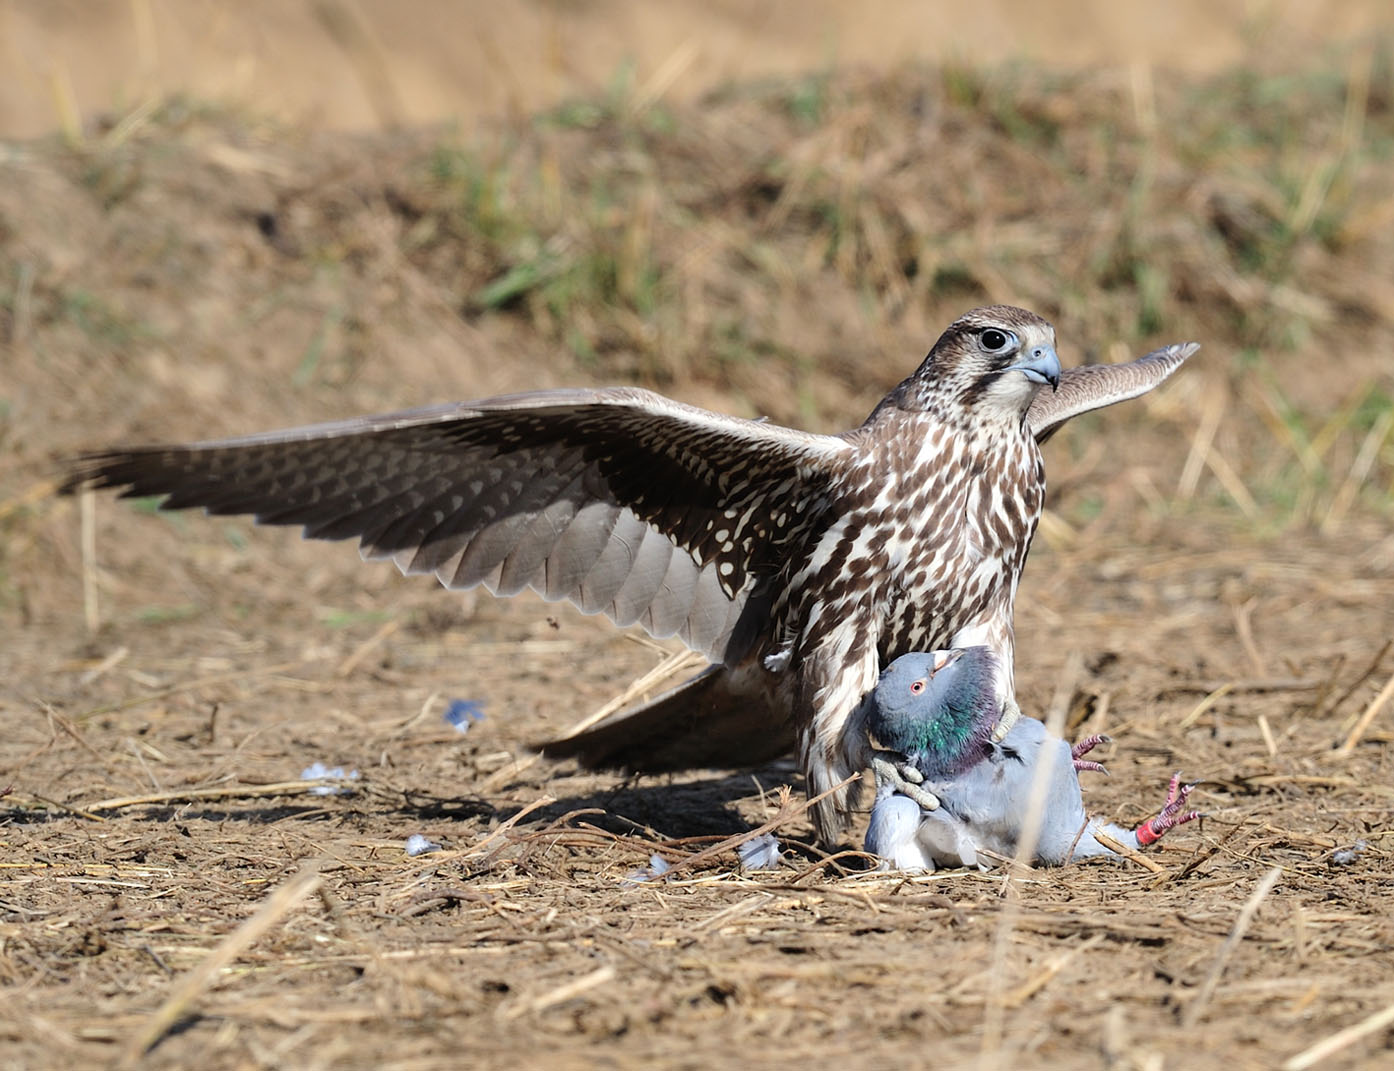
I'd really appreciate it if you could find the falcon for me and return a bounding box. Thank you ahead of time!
[864,648,1202,871]
[60,306,1197,841]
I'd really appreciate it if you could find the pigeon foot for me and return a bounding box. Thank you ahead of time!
[1071,733,1112,775]
[1134,772,1202,847]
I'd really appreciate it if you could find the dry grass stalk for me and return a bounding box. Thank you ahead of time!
[1182,866,1282,1028]
[1335,667,1394,756]
[1179,682,1235,729]
[335,617,401,677]
[1177,382,1225,501]
[80,488,98,633]
[1283,996,1394,1071]
[504,964,618,1019]
[998,933,1107,1009]
[1323,638,1392,720]
[0,477,59,522]
[120,864,324,1064]
[85,779,369,812]
[1091,829,1166,874]
[658,777,858,880]
[456,796,559,862]
[1165,678,1322,695]
[559,647,706,739]
[1202,445,1261,520]
[73,660,308,723]
[1231,596,1266,676]
[1256,713,1278,757]
[1323,406,1394,532]
[978,661,1077,1064]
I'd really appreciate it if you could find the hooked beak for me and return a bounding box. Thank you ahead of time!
[1006,344,1061,391]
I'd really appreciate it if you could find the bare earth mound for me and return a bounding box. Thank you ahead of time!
[2,57,1394,1068]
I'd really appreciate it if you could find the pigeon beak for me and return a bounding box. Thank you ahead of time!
[1006,344,1061,391]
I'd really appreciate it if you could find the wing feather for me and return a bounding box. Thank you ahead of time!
[1029,342,1199,444]
[62,388,848,662]
[640,545,701,638]
[681,563,746,655]
[608,526,675,629]
[495,497,579,597]
[541,500,620,601]
[575,509,649,615]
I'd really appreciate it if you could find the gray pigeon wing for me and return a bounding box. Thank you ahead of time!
[912,810,981,870]
[61,387,852,663]
[1029,342,1199,444]
[866,793,935,871]
[928,719,1056,860]
[1032,736,1094,864]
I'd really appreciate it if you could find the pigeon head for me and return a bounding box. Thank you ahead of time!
[869,647,1002,778]
[895,305,1061,419]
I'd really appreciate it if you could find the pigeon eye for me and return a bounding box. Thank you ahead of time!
[909,679,926,695]
[978,328,1015,354]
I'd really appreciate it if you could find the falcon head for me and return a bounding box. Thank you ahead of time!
[897,305,1061,419]
[869,647,1002,778]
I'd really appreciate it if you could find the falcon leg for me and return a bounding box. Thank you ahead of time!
[868,751,940,812]
[990,696,1022,743]
[1071,733,1112,776]
[1134,772,1202,847]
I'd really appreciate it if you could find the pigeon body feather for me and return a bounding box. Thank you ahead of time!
[865,649,1199,869]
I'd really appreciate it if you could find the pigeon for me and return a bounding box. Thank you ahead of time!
[60,306,1196,841]
[864,648,1200,870]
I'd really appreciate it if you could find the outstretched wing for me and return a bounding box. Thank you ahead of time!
[1029,342,1199,444]
[61,387,853,663]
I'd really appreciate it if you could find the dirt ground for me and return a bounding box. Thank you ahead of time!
[3,14,1394,1071]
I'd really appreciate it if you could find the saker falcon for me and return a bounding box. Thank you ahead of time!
[61,306,1197,841]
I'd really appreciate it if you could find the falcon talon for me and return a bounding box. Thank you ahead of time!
[60,305,1197,846]
[869,753,940,812]
[990,697,1022,743]
[866,747,926,784]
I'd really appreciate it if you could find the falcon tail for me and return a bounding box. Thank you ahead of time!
[539,664,794,772]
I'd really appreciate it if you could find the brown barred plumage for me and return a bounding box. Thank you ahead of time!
[60,306,1197,841]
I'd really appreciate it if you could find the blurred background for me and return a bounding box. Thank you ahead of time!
[4,0,1389,138]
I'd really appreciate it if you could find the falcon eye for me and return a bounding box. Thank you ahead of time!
[909,679,926,695]
[978,328,1016,354]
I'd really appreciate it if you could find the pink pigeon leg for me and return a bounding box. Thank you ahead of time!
[1134,772,1202,847]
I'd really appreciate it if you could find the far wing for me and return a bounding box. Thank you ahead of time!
[1029,342,1199,444]
[61,387,853,663]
